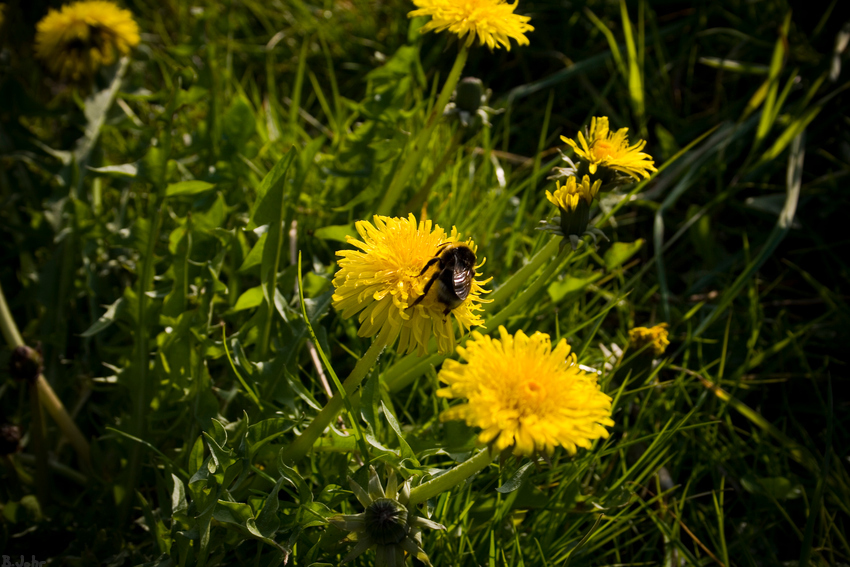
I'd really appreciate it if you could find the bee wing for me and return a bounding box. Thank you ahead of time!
[453,267,474,301]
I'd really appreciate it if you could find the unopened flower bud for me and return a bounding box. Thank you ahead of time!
[10,345,42,383]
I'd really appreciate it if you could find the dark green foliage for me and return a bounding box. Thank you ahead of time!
[1,0,848,565]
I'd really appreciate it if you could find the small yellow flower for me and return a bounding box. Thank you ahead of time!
[561,116,657,181]
[332,214,489,356]
[34,0,140,81]
[545,175,601,213]
[438,326,614,456]
[409,0,533,51]
[628,323,670,357]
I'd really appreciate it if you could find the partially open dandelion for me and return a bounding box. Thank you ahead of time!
[438,326,614,456]
[628,323,670,357]
[332,214,489,356]
[331,466,445,567]
[562,116,657,181]
[540,174,606,249]
[34,0,140,81]
[409,0,533,51]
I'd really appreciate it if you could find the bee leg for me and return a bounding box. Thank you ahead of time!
[410,272,439,308]
[417,256,442,276]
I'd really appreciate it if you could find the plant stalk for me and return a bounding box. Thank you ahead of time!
[279,323,399,463]
[0,282,92,469]
[408,447,494,507]
[377,44,469,215]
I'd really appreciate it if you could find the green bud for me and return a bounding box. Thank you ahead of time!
[455,77,484,113]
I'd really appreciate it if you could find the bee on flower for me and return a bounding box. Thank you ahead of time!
[332,214,490,356]
[34,0,140,81]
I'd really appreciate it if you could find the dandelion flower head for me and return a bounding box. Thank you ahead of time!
[628,323,670,357]
[409,0,533,51]
[546,174,601,213]
[332,214,489,356]
[35,0,140,80]
[438,326,614,456]
[562,116,657,181]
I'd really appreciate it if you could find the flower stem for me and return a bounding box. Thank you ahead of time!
[0,281,92,470]
[376,44,469,216]
[280,323,399,463]
[0,280,24,347]
[408,447,494,507]
[29,381,49,506]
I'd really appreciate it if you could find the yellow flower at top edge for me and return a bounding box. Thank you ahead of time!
[408,0,533,51]
[438,326,614,457]
[561,116,657,181]
[332,214,490,356]
[545,174,601,213]
[628,323,670,357]
[35,1,140,81]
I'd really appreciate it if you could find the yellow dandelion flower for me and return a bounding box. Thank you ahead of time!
[408,0,533,51]
[332,214,490,356]
[561,116,657,181]
[34,0,140,81]
[628,323,670,357]
[438,326,614,456]
[545,174,601,213]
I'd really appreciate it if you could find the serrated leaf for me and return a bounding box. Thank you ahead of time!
[381,401,418,466]
[496,461,536,494]
[254,476,285,538]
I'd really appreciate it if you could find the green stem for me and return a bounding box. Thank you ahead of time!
[37,375,91,471]
[483,237,561,312]
[0,282,91,468]
[296,253,370,458]
[29,381,49,507]
[376,44,469,216]
[0,281,23,347]
[404,128,464,214]
[280,323,399,463]
[408,447,494,507]
[123,82,179,521]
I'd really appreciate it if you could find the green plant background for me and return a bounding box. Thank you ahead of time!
[0,0,847,565]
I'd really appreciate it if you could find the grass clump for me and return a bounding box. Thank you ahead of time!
[1,0,848,565]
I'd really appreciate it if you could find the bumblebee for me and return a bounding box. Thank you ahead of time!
[410,242,476,315]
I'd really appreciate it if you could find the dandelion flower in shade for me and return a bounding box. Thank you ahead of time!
[628,323,670,357]
[409,0,534,51]
[438,326,614,456]
[34,0,140,81]
[546,174,601,213]
[332,214,489,356]
[542,174,605,246]
[562,116,657,181]
[330,466,444,567]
